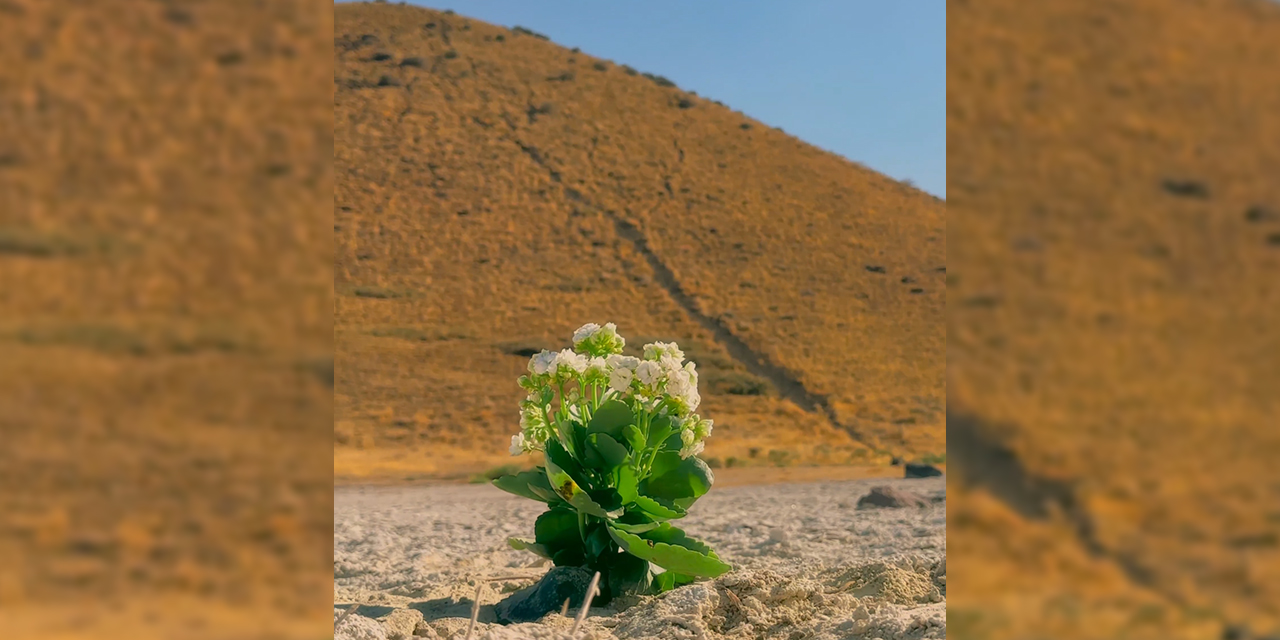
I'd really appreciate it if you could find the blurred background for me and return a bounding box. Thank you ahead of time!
[947,0,1280,638]
[333,0,946,485]
[0,1,333,638]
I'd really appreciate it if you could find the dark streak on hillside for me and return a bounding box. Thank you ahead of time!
[512,138,864,444]
[948,409,1184,608]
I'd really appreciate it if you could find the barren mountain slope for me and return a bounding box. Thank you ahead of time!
[334,2,946,479]
[0,1,333,637]
[948,0,1280,637]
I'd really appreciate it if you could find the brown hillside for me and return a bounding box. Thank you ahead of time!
[949,0,1280,637]
[0,1,332,638]
[334,2,946,480]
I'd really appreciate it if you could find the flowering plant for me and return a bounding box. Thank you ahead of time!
[493,323,729,600]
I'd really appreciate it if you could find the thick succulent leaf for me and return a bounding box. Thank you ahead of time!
[614,464,639,503]
[551,546,585,567]
[632,494,686,520]
[528,483,562,503]
[585,521,613,560]
[623,424,646,453]
[606,551,653,598]
[652,569,697,593]
[643,453,714,508]
[507,537,554,560]
[546,456,620,519]
[545,439,586,485]
[642,523,722,558]
[646,414,674,449]
[492,469,558,503]
[534,508,581,549]
[588,399,634,440]
[589,433,629,467]
[609,521,663,534]
[607,524,731,578]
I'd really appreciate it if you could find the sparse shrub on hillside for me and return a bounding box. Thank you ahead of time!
[547,71,575,82]
[494,34,505,42]
[676,97,694,109]
[494,323,728,603]
[740,123,752,130]
[593,61,607,71]
[442,50,458,59]
[400,56,424,67]
[642,72,677,88]
[571,47,581,53]
[352,286,407,299]
[511,25,550,40]
[621,65,638,76]
[376,75,400,87]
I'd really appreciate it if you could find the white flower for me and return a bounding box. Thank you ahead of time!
[586,357,608,377]
[679,440,705,459]
[635,360,662,386]
[555,349,588,374]
[573,323,602,345]
[606,354,640,370]
[609,367,634,393]
[510,433,526,456]
[529,350,558,375]
[643,341,685,363]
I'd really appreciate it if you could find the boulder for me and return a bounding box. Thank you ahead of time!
[494,566,594,624]
[904,463,942,478]
[856,486,926,509]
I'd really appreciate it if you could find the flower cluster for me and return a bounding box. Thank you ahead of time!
[510,323,712,460]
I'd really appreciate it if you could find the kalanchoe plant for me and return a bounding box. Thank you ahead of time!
[493,323,729,601]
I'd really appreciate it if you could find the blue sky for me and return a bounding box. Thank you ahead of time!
[390,1,945,198]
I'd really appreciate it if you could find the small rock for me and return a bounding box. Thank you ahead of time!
[335,612,387,640]
[769,528,791,544]
[495,566,594,624]
[857,486,926,509]
[381,609,424,640]
[904,463,942,478]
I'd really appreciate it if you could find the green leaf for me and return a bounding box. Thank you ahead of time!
[528,483,563,504]
[546,456,620,519]
[589,433,629,467]
[646,414,674,449]
[610,521,663,534]
[607,524,731,579]
[508,537,554,560]
[553,418,583,461]
[615,464,638,503]
[585,521,612,560]
[545,439,586,485]
[642,523,722,559]
[623,424,645,452]
[534,508,581,549]
[606,551,653,598]
[492,469,558,503]
[652,570,696,593]
[588,399,634,440]
[632,494,686,520]
[643,453,714,509]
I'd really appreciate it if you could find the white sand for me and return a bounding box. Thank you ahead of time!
[335,476,945,639]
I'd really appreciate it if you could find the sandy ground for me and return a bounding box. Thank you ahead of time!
[334,476,945,639]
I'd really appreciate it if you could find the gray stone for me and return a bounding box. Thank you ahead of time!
[904,463,942,478]
[380,608,424,640]
[494,566,594,624]
[856,486,926,509]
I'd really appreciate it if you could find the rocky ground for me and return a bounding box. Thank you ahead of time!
[334,476,945,639]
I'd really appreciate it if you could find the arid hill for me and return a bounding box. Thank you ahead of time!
[333,2,946,480]
[949,0,1280,637]
[0,1,332,638]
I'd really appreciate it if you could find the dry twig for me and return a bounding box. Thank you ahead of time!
[334,603,360,628]
[569,571,601,637]
[463,582,483,640]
